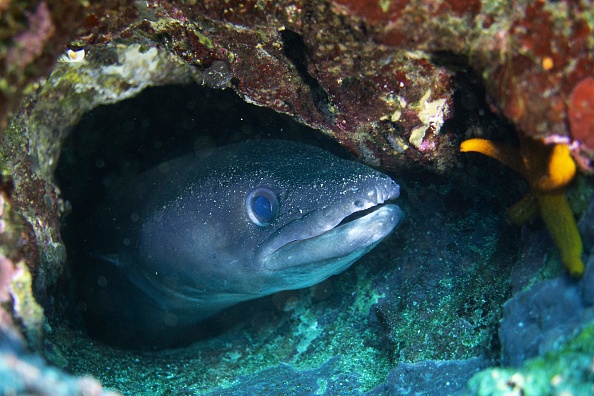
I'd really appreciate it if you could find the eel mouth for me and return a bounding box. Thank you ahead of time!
[263,202,403,271]
[336,205,384,227]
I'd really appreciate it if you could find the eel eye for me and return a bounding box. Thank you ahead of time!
[246,187,278,226]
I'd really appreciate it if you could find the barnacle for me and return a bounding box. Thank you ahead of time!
[461,136,583,277]
[59,48,85,63]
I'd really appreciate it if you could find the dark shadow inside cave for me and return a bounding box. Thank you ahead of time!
[54,83,350,349]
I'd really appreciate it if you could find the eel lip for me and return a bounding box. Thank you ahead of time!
[263,204,403,271]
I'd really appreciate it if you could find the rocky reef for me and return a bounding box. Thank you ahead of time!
[0,0,593,394]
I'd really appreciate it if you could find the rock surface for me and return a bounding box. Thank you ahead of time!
[0,1,593,394]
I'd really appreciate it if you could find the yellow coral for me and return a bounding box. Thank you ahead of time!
[460,139,524,175]
[535,144,576,191]
[536,192,583,277]
[460,136,584,277]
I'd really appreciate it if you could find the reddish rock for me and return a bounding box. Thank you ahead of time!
[568,77,594,152]
[329,0,594,166]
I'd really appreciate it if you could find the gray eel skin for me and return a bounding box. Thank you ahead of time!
[82,140,403,347]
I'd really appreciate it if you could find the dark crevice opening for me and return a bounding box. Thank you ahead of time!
[280,29,334,122]
[54,83,348,349]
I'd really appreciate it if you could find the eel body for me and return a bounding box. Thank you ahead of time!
[83,140,403,347]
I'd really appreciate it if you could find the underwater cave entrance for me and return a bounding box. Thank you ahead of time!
[54,83,349,348]
[44,75,525,395]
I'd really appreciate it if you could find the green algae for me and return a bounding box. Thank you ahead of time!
[379,0,390,13]
[47,264,394,394]
[9,261,45,347]
[377,176,516,365]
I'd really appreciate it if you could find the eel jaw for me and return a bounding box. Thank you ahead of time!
[261,203,403,289]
